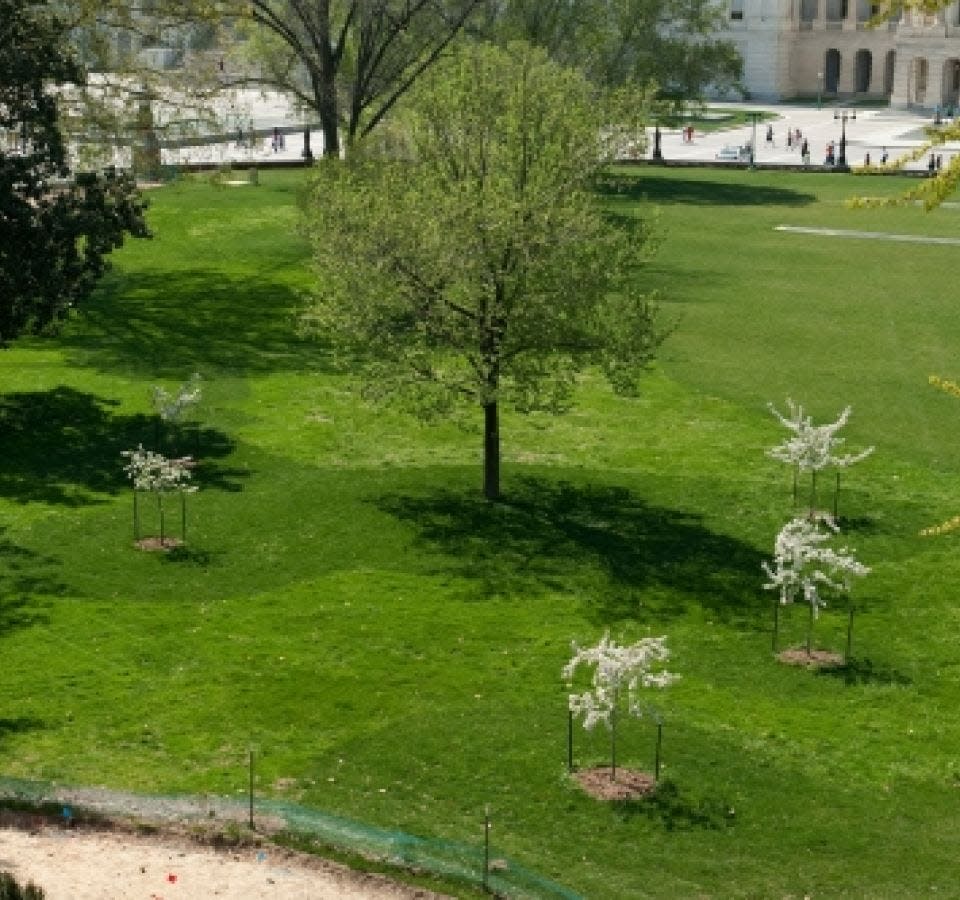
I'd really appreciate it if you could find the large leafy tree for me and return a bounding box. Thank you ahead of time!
[56,1,486,161]
[0,0,149,344]
[220,0,487,157]
[302,42,668,500]
[482,0,742,102]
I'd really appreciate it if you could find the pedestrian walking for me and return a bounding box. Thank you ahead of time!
[881,146,888,164]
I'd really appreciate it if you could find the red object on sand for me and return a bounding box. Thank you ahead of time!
[167,873,178,883]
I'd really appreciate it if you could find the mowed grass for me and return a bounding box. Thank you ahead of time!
[3,166,960,897]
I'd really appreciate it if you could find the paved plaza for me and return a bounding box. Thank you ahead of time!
[152,90,958,172]
[654,102,959,172]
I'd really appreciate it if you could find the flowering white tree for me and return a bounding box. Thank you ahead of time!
[762,513,869,655]
[151,373,202,453]
[563,631,677,780]
[121,444,198,547]
[767,399,874,516]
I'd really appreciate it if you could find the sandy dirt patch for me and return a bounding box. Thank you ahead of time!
[0,825,443,900]
[572,766,657,802]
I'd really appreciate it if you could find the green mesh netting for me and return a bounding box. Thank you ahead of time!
[0,776,579,899]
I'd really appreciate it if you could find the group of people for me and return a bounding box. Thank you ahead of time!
[767,124,812,164]
[234,126,288,153]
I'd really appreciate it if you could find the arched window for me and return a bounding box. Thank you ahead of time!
[855,50,872,92]
[884,50,896,95]
[825,49,842,93]
[914,57,929,104]
[942,59,960,108]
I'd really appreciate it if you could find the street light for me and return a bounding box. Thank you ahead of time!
[301,106,313,163]
[746,111,763,167]
[834,108,856,168]
[817,71,824,110]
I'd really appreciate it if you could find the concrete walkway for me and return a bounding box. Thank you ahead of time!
[145,90,958,171]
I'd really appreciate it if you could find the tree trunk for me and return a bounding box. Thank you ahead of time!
[483,401,500,501]
[313,69,340,159]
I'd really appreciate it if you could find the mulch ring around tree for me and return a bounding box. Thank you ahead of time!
[573,767,657,802]
[135,537,184,552]
[777,648,845,669]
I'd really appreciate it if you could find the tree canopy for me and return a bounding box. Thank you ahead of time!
[0,0,149,344]
[482,0,742,103]
[222,0,487,157]
[302,42,668,499]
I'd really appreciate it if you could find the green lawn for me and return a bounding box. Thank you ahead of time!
[3,166,960,897]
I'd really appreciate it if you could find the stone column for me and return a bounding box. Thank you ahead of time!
[843,0,857,31]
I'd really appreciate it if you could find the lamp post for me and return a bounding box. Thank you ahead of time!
[834,108,856,168]
[746,111,762,167]
[301,107,313,163]
[817,71,824,110]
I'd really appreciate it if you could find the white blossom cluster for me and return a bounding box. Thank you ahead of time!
[152,373,202,423]
[762,513,869,617]
[562,631,677,732]
[121,444,197,494]
[767,399,874,473]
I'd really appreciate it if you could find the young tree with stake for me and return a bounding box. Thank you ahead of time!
[763,513,869,656]
[122,445,198,547]
[767,399,873,516]
[563,631,676,781]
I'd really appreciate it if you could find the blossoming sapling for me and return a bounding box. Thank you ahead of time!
[151,373,202,452]
[563,631,677,780]
[767,399,874,516]
[121,445,197,545]
[762,513,869,655]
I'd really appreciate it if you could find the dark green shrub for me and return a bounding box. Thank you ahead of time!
[0,871,45,900]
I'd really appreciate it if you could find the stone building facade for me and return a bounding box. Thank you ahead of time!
[719,0,960,109]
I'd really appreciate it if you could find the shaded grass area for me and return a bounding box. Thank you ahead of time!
[2,169,960,896]
[379,476,767,625]
[0,386,239,505]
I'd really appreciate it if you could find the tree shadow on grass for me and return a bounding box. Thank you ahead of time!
[378,477,766,624]
[161,546,218,566]
[0,718,45,750]
[816,656,912,687]
[0,531,56,637]
[835,514,879,534]
[0,386,244,505]
[597,174,817,208]
[613,779,732,831]
[58,271,326,378]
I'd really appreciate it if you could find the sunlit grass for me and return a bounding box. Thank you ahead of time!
[2,167,960,896]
